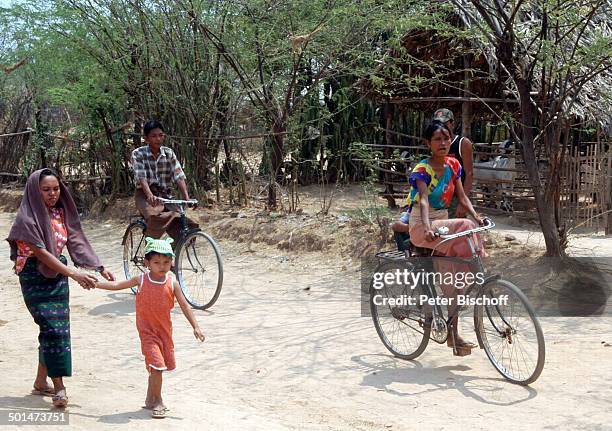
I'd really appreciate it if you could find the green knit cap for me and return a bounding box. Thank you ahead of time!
[144,237,175,257]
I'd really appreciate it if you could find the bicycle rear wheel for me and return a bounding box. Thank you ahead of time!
[474,279,545,385]
[175,230,223,310]
[370,261,430,360]
[122,221,147,294]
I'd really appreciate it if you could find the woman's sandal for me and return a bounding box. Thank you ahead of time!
[447,336,478,356]
[447,338,478,349]
[31,385,55,397]
[52,390,68,408]
[152,406,167,419]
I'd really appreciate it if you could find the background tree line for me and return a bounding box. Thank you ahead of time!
[0,0,414,200]
[1,0,610,256]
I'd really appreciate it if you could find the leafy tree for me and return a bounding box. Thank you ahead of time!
[447,0,612,256]
[183,0,413,207]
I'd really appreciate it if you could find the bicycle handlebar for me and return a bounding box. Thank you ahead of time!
[434,217,495,240]
[157,197,198,206]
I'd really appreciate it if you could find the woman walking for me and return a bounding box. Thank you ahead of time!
[7,168,115,407]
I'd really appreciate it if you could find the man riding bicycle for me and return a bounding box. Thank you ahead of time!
[132,120,199,241]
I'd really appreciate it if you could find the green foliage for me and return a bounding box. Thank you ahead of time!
[0,0,466,200]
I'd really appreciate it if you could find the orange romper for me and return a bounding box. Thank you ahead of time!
[135,273,176,372]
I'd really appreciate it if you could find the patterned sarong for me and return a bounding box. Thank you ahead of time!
[19,256,72,377]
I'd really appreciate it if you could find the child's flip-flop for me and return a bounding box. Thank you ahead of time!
[142,405,170,412]
[152,407,166,419]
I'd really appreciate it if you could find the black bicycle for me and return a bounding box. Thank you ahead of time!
[370,218,545,385]
[122,197,223,310]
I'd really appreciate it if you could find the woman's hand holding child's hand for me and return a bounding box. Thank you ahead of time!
[100,269,115,281]
[72,271,97,290]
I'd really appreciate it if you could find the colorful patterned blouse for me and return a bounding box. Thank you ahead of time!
[15,207,68,274]
[406,156,462,213]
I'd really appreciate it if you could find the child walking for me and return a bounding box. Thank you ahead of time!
[95,237,204,418]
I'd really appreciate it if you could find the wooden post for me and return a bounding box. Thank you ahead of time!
[462,55,472,138]
[601,126,612,235]
[384,103,397,208]
[604,147,612,235]
[215,163,220,204]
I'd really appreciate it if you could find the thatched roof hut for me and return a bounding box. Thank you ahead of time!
[359,1,611,214]
[359,1,612,134]
[360,31,508,116]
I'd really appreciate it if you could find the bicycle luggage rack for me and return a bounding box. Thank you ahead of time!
[375,243,434,262]
[375,250,409,261]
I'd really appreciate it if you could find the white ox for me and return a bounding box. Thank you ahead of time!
[473,140,515,211]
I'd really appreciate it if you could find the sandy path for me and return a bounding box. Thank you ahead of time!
[490,216,612,257]
[1,212,611,430]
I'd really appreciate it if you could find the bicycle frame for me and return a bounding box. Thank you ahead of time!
[372,217,544,383]
[412,218,504,341]
[126,197,199,272]
[157,197,199,236]
[417,257,501,337]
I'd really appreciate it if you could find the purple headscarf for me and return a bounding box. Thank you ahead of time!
[6,168,102,278]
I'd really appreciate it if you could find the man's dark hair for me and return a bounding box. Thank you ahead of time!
[144,120,165,136]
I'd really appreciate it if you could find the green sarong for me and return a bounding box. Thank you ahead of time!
[19,256,72,378]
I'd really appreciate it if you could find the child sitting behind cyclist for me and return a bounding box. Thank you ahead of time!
[94,237,204,419]
[391,210,410,251]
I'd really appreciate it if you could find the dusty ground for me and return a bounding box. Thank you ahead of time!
[1,185,611,430]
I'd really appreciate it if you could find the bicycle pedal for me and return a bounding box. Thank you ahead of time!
[453,346,472,357]
[419,317,433,329]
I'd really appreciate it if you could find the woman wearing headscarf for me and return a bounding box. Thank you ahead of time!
[7,168,115,408]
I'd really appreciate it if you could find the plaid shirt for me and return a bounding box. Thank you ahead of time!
[132,145,186,192]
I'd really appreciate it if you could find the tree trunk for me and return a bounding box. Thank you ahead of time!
[498,32,565,257]
[462,55,472,137]
[98,111,122,194]
[267,120,285,209]
[383,103,397,208]
[133,117,141,148]
[193,130,213,191]
[34,110,48,170]
[515,81,564,256]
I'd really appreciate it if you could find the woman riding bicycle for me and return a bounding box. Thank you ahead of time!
[406,121,487,352]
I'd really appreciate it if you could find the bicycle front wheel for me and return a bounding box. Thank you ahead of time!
[122,221,147,294]
[474,279,545,385]
[175,230,223,310]
[370,261,430,360]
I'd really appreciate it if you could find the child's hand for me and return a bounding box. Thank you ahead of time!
[193,327,205,342]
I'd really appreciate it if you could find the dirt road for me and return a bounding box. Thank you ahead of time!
[1,212,611,430]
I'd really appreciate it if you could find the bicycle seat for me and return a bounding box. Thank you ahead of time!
[408,241,433,257]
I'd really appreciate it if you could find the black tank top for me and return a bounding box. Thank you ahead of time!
[448,135,466,184]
